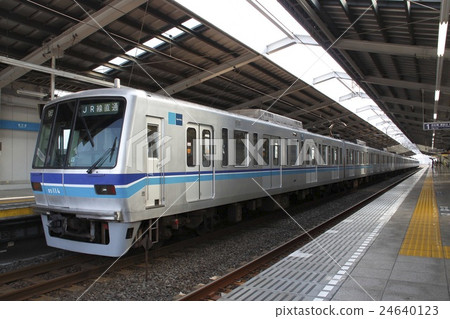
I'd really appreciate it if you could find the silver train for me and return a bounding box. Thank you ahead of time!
[30,87,418,256]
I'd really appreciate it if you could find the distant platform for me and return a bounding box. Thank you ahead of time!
[0,187,35,220]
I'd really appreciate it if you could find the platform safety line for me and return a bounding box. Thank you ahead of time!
[399,171,447,258]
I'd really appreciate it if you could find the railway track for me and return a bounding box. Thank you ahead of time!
[179,169,419,301]
[0,254,106,300]
[0,220,268,300]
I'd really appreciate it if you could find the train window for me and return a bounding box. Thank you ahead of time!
[323,145,329,165]
[304,145,311,165]
[33,105,57,167]
[332,147,337,165]
[47,101,76,168]
[317,144,321,163]
[234,130,248,166]
[287,139,298,166]
[299,141,304,166]
[273,138,280,166]
[321,145,327,165]
[147,124,159,158]
[202,129,211,168]
[186,127,196,167]
[262,138,269,165]
[327,146,332,165]
[311,146,316,165]
[252,133,258,166]
[222,128,228,167]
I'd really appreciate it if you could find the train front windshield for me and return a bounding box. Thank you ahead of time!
[33,98,125,171]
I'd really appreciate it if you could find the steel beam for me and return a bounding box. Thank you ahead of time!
[335,39,450,59]
[0,56,116,88]
[227,82,310,110]
[0,0,147,88]
[157,53,262,96]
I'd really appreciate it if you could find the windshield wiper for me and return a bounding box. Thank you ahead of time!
[86,137,117,174]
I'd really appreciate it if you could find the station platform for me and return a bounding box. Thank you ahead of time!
[0,187,35,220]
[221,166,450,301]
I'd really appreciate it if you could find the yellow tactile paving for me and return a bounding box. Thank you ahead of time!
[399,171,449,258]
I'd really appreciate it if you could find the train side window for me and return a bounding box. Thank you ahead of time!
[222,128,228,167]
[305,145,311,165]
[287,139,298,166]
[332,147,337,165]
[252,133,258,166]
[202,129,211,168]
[147,124,159,158]
[318,144,322,164]
[273,138,280,166]
[234,130,248,167]
[186,127,196,167]
[262,137,269,165]
[327,146,332,165]
[299,141,304,166]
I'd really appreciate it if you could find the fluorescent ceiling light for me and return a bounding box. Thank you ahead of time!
[16,89,47,98]
[437,22,448,57]
[433,112,437,120]
[435,89,440,101]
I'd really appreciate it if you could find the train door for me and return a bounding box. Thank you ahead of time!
[146,117,164,207]
[262,135,281,189]
[186,124,214,202]
[271,137,281,188]
[331,147,340,180]
[304,139,318,184]
[262,135,271,189]
[43,103,72,208]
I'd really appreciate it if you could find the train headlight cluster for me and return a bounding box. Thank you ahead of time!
[94,184,116,195]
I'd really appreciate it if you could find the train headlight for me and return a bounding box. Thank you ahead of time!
[94,184,116,195]
[31,182,42,192]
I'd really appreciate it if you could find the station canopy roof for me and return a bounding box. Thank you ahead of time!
[1,0,448,155]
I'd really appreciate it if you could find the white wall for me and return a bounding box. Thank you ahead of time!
[0,94,40,189]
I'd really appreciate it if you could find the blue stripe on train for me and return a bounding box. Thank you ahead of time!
[32,165,362,199]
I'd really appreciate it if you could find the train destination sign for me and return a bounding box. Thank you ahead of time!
[423,122,450,130]
[80,101,119,116]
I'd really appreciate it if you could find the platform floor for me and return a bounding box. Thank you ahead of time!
[221,167,450,301]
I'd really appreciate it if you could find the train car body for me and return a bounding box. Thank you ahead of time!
[30,88,418,256]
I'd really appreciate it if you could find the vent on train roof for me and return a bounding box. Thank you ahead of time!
[231,109,303,130]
